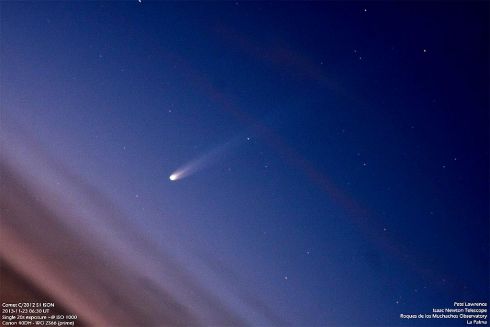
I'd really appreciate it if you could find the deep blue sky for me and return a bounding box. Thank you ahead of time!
[1,2,488,326]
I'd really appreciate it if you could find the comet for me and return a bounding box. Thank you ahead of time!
[169,134,249,181]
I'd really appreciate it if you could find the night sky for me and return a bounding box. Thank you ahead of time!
[1,1,488,326]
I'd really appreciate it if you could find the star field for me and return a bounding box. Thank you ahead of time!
[1,1,488,326]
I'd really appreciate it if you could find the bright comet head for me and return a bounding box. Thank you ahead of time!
[169,173,178,181]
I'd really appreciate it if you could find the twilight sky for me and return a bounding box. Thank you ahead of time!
[1,2,488,326]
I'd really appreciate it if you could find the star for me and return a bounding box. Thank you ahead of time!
[284,276,288,280]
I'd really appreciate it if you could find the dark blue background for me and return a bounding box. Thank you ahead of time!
[1,2,488,325]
